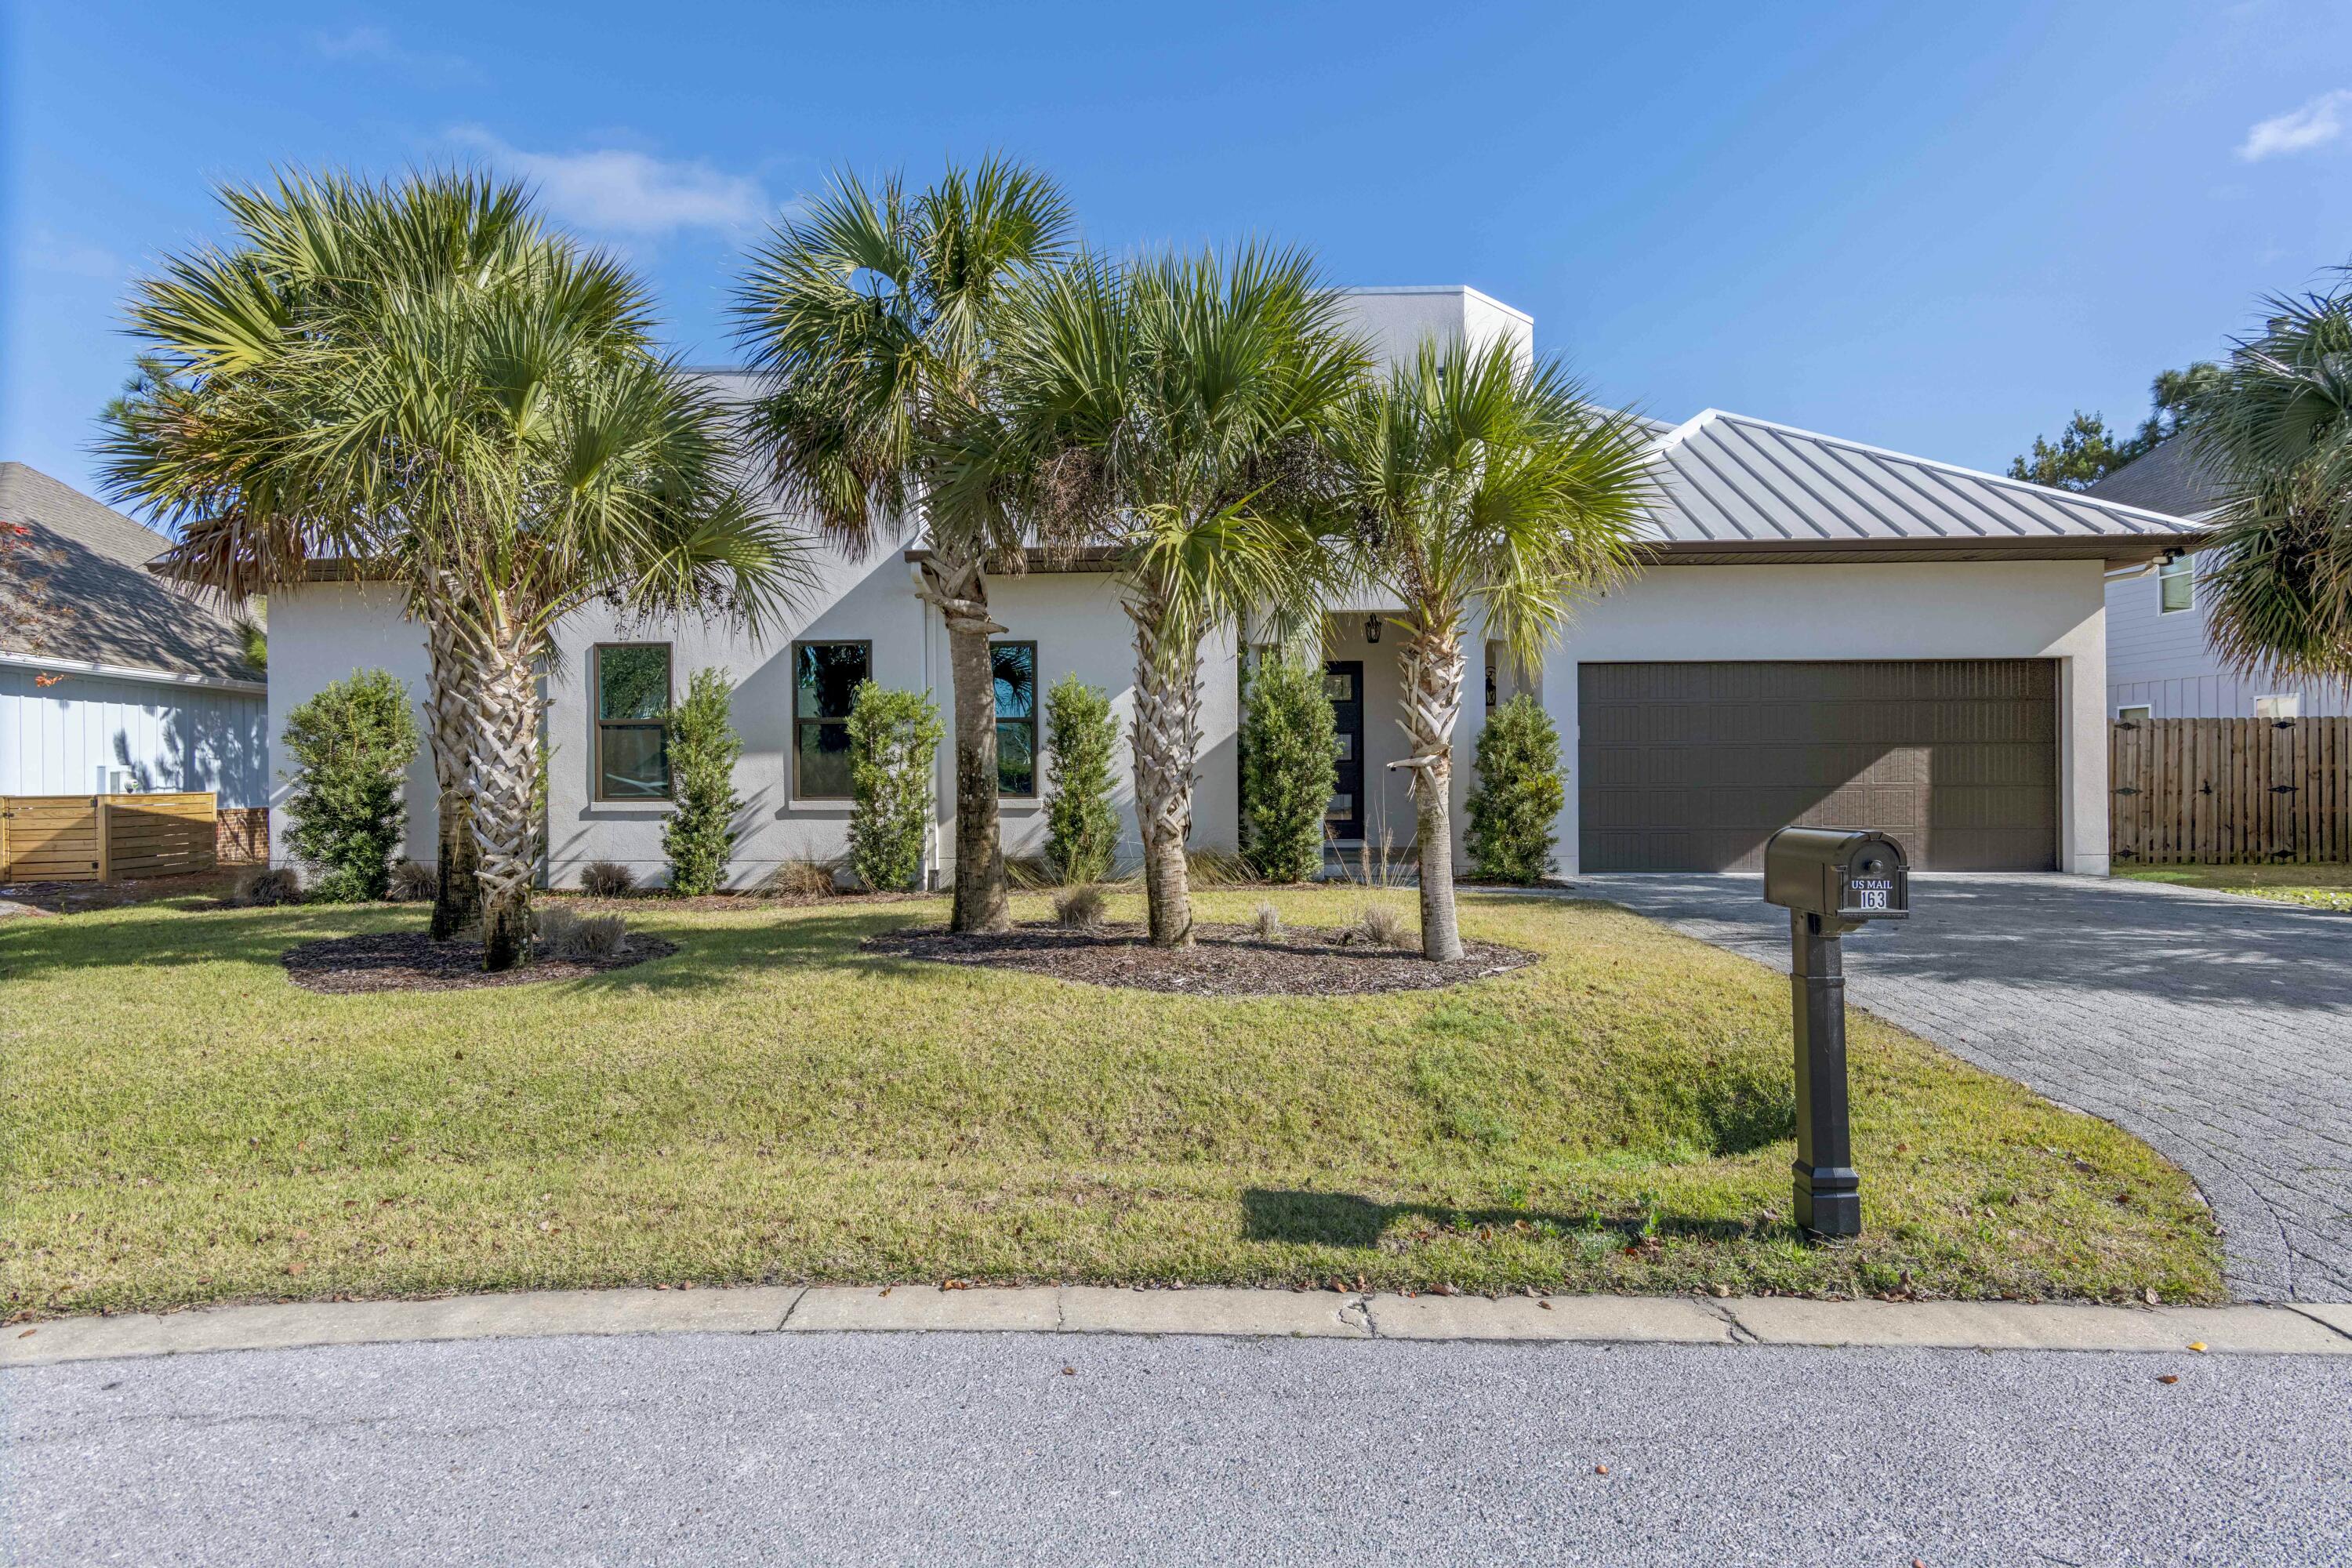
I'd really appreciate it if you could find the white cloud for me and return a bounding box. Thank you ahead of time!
[2238,89,2352,161]
[449,129,771,237]
[307,24,477,82]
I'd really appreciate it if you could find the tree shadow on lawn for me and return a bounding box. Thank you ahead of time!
[1240,1187,1756,1252]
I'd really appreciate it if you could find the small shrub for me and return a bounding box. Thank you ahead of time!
[1250,903,1284,942]
[764,855,840,898]
[580,861,637,898]
[234,866,302,906]
[1348,902,1411,949]
[1240,652,1338,883]
[662,668,743,896]
[1465,694,1566,884]
[1053,883,1109,930]
[1043,675,1120,884]
[532,905,628,962]
[846,681,942,893]
[387,859,438,903]
[281,668,419,902]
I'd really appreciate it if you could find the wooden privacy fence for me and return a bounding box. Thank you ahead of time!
[2111,717,2350,865]
[0,792,220,884]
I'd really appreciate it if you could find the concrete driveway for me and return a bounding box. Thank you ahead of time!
[1580,873,2352,1304]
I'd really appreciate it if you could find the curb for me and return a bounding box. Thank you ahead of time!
[6,1287,2350,1368]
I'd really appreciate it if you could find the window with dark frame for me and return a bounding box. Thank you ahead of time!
[993,641,1037,797]
[594,644,673,801]
[792,641,870,798]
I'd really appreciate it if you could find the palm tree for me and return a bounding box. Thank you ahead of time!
[2190,272,2352,691]
[103,171,808,967]
[956,245,1364,945]
[733,158,1073,934]
[1328,337,1653,960]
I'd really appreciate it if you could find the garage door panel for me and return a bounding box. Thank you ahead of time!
[1578,660,2056,872]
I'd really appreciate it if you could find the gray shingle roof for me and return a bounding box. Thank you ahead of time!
[1639,410,2201,558]
[2084,435,2223,519]
[0,463,262,684]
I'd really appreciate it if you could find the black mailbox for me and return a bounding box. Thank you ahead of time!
[1763,827,1909,927]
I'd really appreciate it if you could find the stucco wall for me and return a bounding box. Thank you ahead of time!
[0,664,268,806]
[1541,559,2112,876]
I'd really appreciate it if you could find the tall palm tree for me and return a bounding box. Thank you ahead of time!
[103,171,808,967]
[733,158,1073,933]
[2190,272,2352,691]
[1329,337,1653,960]
[956,245,1364,945]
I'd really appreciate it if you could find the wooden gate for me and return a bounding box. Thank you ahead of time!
[0,792,220,884]
[2110,718,2350,865]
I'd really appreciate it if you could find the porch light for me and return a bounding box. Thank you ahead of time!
[1363,615,1381,644]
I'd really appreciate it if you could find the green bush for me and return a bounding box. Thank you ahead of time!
[661,668,742,896]
[1042,674,1120,884]
[1465,693,1565,884]
[846,681,943,892]
[1240,651,1337,883]
[280,668,418,902]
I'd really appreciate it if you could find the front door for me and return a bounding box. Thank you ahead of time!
[1324,660,1364,841]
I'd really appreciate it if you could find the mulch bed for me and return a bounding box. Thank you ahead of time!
[861,920,1538,997]
[281,929,678,994]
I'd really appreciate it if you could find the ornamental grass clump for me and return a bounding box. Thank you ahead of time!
[661,669,742,896]
[847,682,943,892]
[1043,674,1120,885]
[280,668,419,903]
[234,866,303,906]
[1465,694,1567,884]
[1240,651,1338,884]
[533,905,628,961]
[387,859,439,903]
[580,861,637,898]
[1053,883,1109,930]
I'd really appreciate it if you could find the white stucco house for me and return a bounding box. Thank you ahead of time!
[0,463,269,828]
[267,286,2200,886]
[2091,437,2350,720]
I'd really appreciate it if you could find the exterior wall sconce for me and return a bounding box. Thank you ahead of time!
[1364,615,1382,644]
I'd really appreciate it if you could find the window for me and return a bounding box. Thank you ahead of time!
[2116,704,2152,725]
[2255,694,2301,721]
[992,641,1037,797]
[2158,554,2194,613]
[792,641,870,798]
[594,644,673,800]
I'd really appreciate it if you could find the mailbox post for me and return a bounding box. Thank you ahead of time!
[1762,827,1909,1238]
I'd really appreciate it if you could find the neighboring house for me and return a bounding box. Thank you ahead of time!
[268,287,2199,884]
[0,463,270,843]
[2090,437,2351,720]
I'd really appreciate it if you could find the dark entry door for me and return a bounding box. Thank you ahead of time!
[1325,660,1364,840]
[1577,659,2059,872]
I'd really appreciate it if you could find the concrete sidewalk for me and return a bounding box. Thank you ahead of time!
[8,1283,2350,1367]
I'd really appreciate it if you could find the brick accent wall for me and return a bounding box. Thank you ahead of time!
[216,807,270,865]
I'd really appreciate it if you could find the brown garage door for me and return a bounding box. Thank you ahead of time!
[1578,660,2058,872]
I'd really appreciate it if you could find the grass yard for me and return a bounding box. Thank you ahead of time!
[0,888,2223,1318]
[2117,862,2352,912]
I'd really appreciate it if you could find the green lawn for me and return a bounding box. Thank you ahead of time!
[2118,862,2352,912]
[0,887,2223,1319]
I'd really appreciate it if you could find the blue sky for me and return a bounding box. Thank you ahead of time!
[6,0,2349,510]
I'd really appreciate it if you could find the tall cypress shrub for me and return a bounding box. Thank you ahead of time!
[1465,694,1565,884]
[1042,674,1119,884]
[846,681,943,892]
[281,668,419,902]
[662,668,742,895]
[1240,652,1337,883]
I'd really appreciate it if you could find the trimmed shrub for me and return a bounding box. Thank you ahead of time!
[281,668,419,902]
[661,668,742,896]
[580,861,637,898]
[1465,694,1566,884]
[1053,883,1109,930]
[234,866,303,906]
[1042,674,1119,884]
[533,904,627,961]
[1240,652,1337,883]
[846,681,942,893]
[388,859,438,903]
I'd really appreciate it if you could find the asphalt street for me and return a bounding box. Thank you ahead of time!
[7,1330,2348,1566]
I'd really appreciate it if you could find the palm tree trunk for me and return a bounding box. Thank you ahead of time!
[918,551,1011,934]
[470,623,540,971]
[423,605,481,940]
[1129,604,1200,947]
[1396,623,1466,961]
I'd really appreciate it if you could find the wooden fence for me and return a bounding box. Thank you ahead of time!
[0,792,220,884]
[2111,717,2351,865]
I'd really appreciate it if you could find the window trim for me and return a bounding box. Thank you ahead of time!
[591,641,673,804]
[2158,554,2194,614]
[2254,693,2301,721]
[2115,704,2153,725]
[789,637,873,801]
[991,639,1040,800]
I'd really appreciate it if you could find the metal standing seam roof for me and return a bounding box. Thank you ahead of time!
[1638,410,2203,553]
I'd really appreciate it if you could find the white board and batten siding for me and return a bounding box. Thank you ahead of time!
[0,665,268,806]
